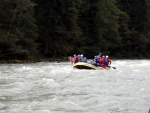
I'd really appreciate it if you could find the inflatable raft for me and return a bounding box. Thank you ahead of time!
[72,62,106,70]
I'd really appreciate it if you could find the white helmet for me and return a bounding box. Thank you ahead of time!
[106,55,108,58]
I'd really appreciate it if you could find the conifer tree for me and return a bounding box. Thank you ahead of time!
[0,0,38,60]
[36,0,81,57]
[117,0,150,57]
[78,0,121,56]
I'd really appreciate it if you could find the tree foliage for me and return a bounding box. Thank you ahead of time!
[117,0,150,58]
[36,0,82,57]
[0,0,38,60]
[0,0,150,60]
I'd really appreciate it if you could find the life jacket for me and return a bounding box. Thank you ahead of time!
[99,58,104,65]
[74,56,79,63]
[99,58,106,68]
[107,58,111,65]
[104,59,109,67]
[95,59,100,66]
[79,57,83,62]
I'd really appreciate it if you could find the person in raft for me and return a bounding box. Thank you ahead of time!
[106,55,112,66]
[101,55,113,68]
[99,56,106,68]
[93,56,101,67]
[79,54,87,62]
[98,53,102,58]
[96,55,110,69]
[71,54,79,64]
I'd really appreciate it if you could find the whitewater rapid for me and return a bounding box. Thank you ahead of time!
[0,60,150,113]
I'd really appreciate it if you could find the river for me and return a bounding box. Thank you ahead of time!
[0,60,150,113]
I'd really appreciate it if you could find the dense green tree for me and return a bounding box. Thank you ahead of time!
[78,0,121,57]
[36,0,82,57]
[117,0,150,57]
[0,0,150,61]
[0,0,38,60]
[145,0,150,57]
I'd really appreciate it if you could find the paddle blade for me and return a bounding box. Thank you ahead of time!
[112,67,116,69]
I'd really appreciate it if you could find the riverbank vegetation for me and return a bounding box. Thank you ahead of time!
[0,0,150,62]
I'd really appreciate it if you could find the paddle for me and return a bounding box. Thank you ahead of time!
[112,67,116,69]
[107,66,116,69]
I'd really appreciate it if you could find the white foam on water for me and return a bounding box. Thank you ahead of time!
[0,60,150,113]
[37,78,60,88]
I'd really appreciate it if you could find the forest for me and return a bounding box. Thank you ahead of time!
[0,0,150,61]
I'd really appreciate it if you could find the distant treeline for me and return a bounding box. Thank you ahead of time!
[0,0,150,61]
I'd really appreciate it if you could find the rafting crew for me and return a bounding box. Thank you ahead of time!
[70,52,116,70]
[71,53,112,68]
[91,54,112,69]
[71,54,87,64]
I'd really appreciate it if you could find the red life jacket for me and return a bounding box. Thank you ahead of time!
[107,58,111,65]
[74,56,79,63]
[98,58,106,68]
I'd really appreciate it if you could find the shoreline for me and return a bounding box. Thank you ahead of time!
[0,57,70,64]
[0,57,150,64]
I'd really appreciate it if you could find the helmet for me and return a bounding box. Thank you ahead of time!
[81,54,83,57]
[74,54,76,56]
[106,55,108,58]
